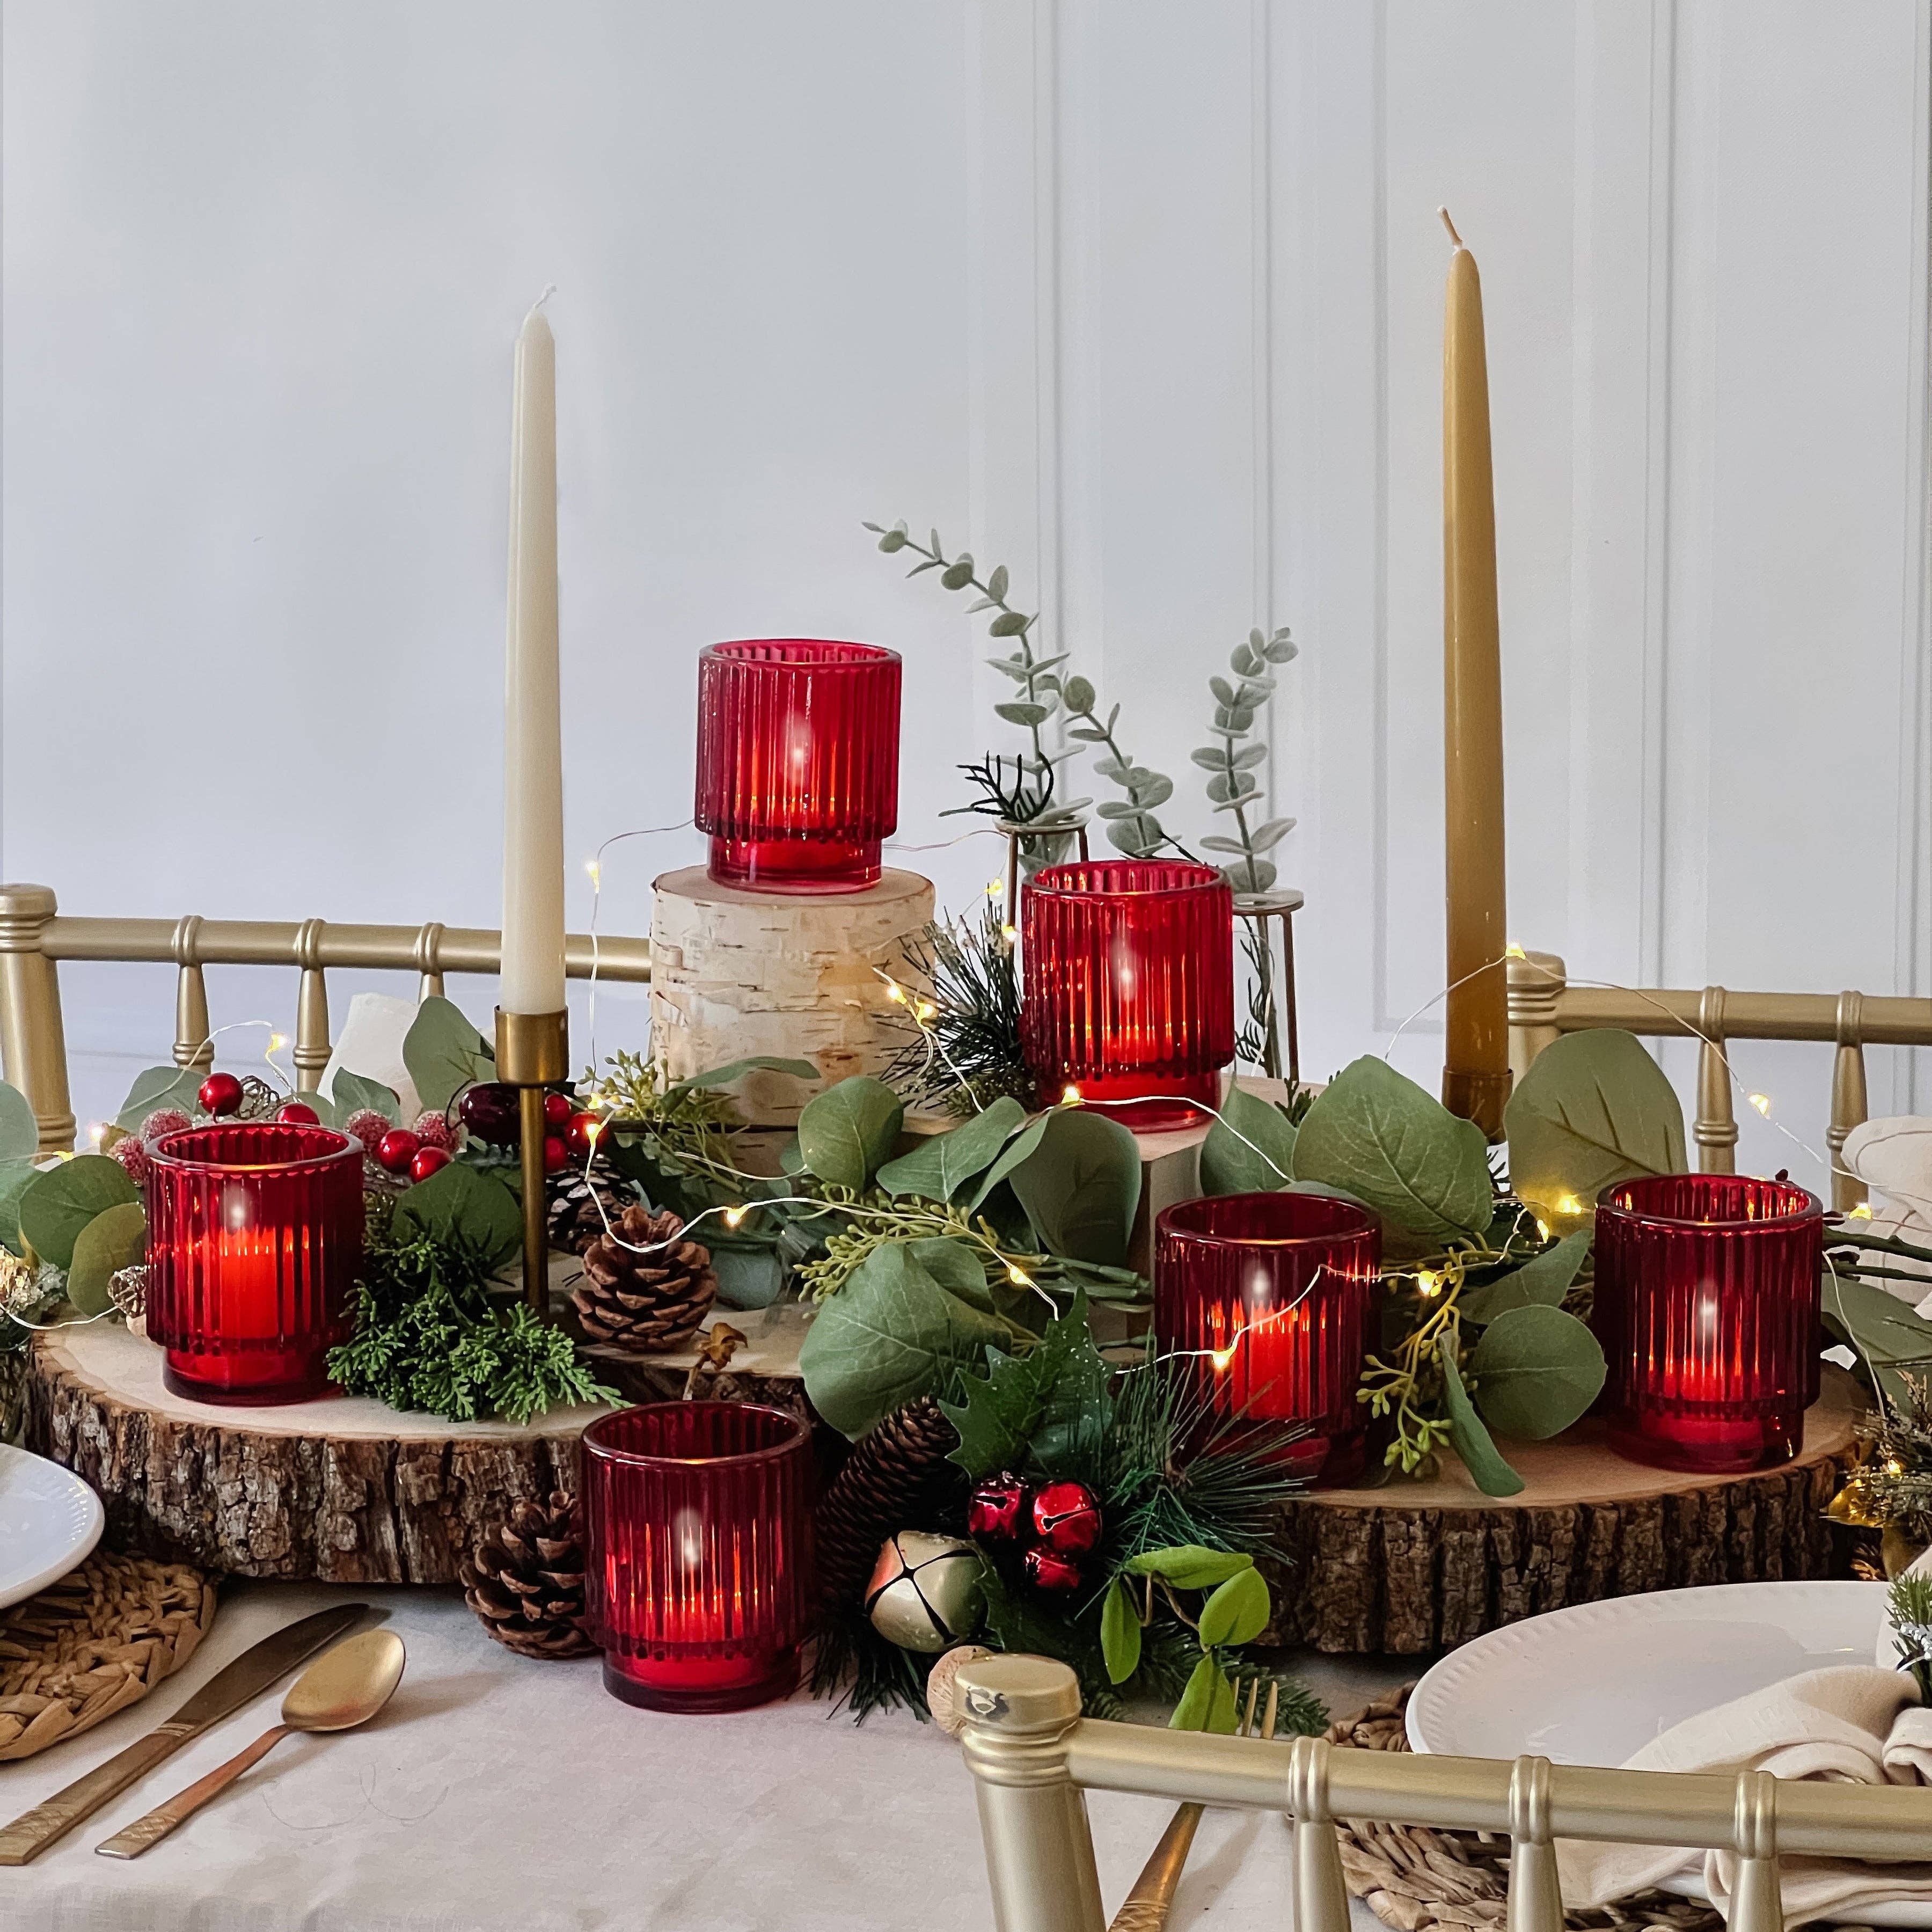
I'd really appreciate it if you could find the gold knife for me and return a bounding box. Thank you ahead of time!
[0,1602,368,1865]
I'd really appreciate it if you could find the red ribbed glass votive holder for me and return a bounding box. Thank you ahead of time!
[1019,860,1235,1130]
[694,639,902,893]
[1595,1174,1824,1474]
[582,1402,813,1713]
[144,1121,363,1405]
[1155,1191,1382,1485]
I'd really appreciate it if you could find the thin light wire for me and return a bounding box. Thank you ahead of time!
[582,818,694,1071]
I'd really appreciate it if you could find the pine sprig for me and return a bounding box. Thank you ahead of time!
[884,909,1034,1116]
[1887,1569,1932,1702]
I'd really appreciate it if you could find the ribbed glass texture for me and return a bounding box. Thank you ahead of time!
[1019,860,1235,1130]
[582,1402,813,1713]
[1155,1191,1381,1485]
[1595,1173,1824,1473]
[145,1122,363,1404]
[694,639,902,893]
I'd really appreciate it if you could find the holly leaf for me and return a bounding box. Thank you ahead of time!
[403,997,496,1116]
[0,1082,38,1162]
[1197,1567,1270,1648]
[67,1201,147,1318]
[796,1077,904,1191]
[800,1242,1011,1440]
[392,1161,522,1269]
[18,1156,140,1270]
[114,1066,203,1135]
[1292,1057,1493,1242]
[940,1290,1105,1477]
[1200,1084,1296,1195]
[330,1071,401,1127]
[1438,1349,1525,1496]
[1505,1030,1686,1231]
[876,1096,1027,1202]
[1101,1577,1142,1684]
[1468,1304,1606,1440]
[1125,1546,1254,1590]
[1007,1108,1141,1267]
[1459,1230,1591,1325]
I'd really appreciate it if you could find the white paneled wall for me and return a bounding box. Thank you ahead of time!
[4,1,1929,1191]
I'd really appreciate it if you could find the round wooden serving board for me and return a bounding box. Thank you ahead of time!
[1265,1365,1868,1655]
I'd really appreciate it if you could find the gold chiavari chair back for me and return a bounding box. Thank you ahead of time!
[0,883,650,1154]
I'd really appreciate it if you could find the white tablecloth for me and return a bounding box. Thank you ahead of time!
[0,1584,1400,1932]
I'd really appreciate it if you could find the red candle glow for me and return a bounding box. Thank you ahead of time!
[144,1121,363,1404]
[1019,859,1235,1131]
[581,1401,813,1713]
[1594,1173,1824,1474]
[1155,1191,1382,1485]
[694,639,901,893]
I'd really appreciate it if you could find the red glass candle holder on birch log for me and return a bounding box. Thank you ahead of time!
[582,1401,813,1714]
[1019,859,1235,1131]
[1594,1173,1824,1474]
[1155,1190,1382,1485]
[693,639,902,893]
[144,1121,363,1404]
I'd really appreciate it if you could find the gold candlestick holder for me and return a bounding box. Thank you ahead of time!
[495,1008,570,1318]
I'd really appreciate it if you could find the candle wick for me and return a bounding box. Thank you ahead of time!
[1438,207,1465,250]
[528,284,557,317]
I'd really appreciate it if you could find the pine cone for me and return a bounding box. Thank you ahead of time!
[461,1492,596,1660]
[814,1395,964,1614]
[546,1156,638,1256]
[571,1205,716,1352]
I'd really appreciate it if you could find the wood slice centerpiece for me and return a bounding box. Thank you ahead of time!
[1266,1364,1867,1654]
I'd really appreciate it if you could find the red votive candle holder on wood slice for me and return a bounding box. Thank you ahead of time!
[1019,859,1235,1131]
[1155,1191,1382,1486]
[694,639,902,893]
[144,1121,363,1404]
[582,1401,813,1713]
[1594,1173,1824,1474]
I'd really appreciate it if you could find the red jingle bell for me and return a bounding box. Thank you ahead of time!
[1030,1480,1102,1556]
[1023,1544,1084,1595]
[967,1473,1031,1543]
[197,1073,243,1118]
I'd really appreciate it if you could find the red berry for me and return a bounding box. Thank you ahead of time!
[411,1110,456,1152]
[198,1073,243,1118]
[276,1102,319,1125]
[140,1107,193,1146]
[342,1109,393,1154]
[375,1129,421,1175]
[1023,1545,1084,1594]
[457,1082,520,1145]
[543,1090,574,1129]
[409,1145,451,1183]
[1030,1480,1102,1556]
[565,1111,603,1159]
[542,1135,568,1175]
[109,1135,150,1184]
[967,1473,1032,1544]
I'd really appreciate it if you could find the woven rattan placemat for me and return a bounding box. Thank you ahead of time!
[1324,1688,1724,1932]
[0,1550,216,1761]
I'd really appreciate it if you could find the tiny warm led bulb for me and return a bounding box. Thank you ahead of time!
[1209,1344,1238,1373]
[1007,1262,1034,1289]
[885,982,908,1006]
[1415,1269,1442,1298]
[1061,1085,1082,1107]
[87,1123,105,1150]
[1748,1093,1772,1117]
[585,859,602,884]
[1848,1202,1874,1220]
[723,1205,747,1230]
[916,1001,937,1022]
[1505,942,1526,960]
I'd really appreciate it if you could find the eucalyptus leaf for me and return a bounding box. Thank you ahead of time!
[1200,1085,1296,1195]
[1008,1108,1141,1267]
[989,612,1031,638]
[18,1156,140,1271]
[1197,1565,1270,1647]
[1459,1230,1591,1325]
[0,1160,37,1254]
[114,1065,203,1135]
[67,1201,147,1318]
[403,996,497,1116]
[796,1077,904,1191]
[988,564,1009,601]
[290,1091,340,1130]
[0,1082,38,1163]
[1820,1265,1932,1408]
[1247,817,1297,852]
[1063,675,1095,713]
[1504,1030,1686,1230]
[1438,1350,1526,1496]
[969,1111,1056,1211]
[667,1056,819,1096]
[908,1236,998,1312]
[1468,1304,1607,1440]
[1231,744,1269,770]
[392,1161,522,1269]
[1101,1577,1142,1684]
[995,701,1053,729]
[331,1071,401,1127]
[1190,748,1231,771]
[1291,1057,1494,1242]
[876,1096,1027,1201]
[801,1242,1010,1439]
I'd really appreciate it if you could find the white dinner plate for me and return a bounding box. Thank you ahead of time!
[0,1441,103,1610]
[1407,1582,1922,1927]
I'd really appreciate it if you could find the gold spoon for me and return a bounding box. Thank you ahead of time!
[94,1629,406,1860]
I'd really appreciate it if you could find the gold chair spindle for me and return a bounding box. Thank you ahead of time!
[1694,985,1738,1174]
[0,883,76,1155]
[1828,990,1869,1212]
[170,915,213,1071]
[1505,1754,1562,1932]
[1287,1735,1351,1932]
[292,919,331,1092]
[414,921,447,1001]
[1506,949,1566,1085]
[1728,1768,1783,1932]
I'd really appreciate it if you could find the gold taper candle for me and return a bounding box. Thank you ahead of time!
[1439,209,1511,1140]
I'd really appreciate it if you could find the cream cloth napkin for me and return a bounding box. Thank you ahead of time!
[1556,1665,1932,1924]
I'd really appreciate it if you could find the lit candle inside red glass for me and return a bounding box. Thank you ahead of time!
[1595,1173,1824,1473]
[582,1402,813,1713]
[144,1122,363,1404]
[1156,1191,1381,1485]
